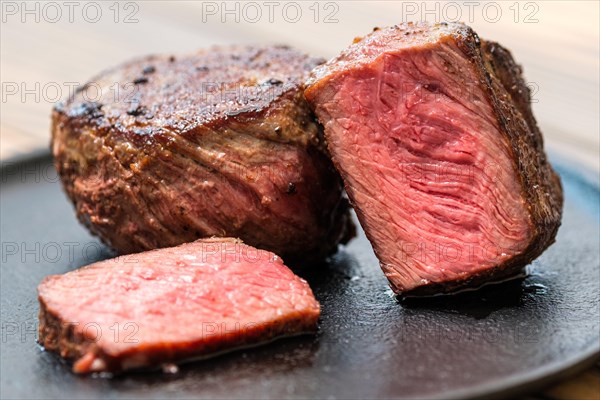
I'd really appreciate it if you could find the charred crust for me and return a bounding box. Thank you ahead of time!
[66,101,104,119]
[55,46,325,145]
[126,104,149,117]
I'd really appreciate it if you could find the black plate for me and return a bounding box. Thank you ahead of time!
[1,154,598,399]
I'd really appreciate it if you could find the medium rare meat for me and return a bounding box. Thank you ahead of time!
[51,45,353,262]
[305,22,563,295]
[37,238,320,374]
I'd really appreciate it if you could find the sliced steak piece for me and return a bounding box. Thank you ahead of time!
[37,238,320,374]
[51,45,353,263]
[305,22,563,296]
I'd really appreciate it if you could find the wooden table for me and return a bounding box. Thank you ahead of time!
[1,1,598,398]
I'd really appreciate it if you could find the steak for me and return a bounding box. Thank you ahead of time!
[37,238,320,374]
[304,22,563,296]
[51,45,353,262]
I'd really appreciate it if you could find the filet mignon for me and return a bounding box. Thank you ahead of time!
[304,22,563,296]
[51,45,353,262]
[37,238,320,374]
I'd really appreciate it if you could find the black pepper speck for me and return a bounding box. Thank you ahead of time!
[133,77,149,85]
[286,182,296,195]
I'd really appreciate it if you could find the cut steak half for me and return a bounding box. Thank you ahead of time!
[51,45,353,263]
[305,22,563,296]
[37,238,320,374]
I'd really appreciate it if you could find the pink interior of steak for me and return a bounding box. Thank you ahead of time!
[308,25,532,293]
[37,239,320,373]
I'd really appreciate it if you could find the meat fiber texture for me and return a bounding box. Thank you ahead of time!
[51,45,354,263]
[305,22,563,296]
[37,238,320,374]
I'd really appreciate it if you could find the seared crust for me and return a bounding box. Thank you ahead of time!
[55,46,326,146]
[52,45,353,262]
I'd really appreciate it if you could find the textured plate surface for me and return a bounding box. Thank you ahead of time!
[1,154,599,399]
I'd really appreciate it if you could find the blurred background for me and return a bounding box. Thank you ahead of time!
[1,1,598,398]
[1,0,598,169]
